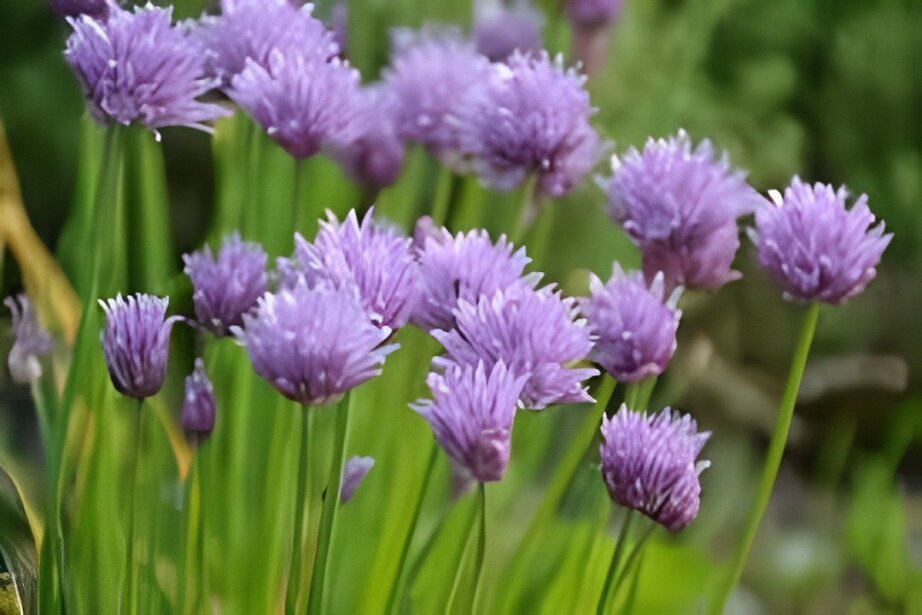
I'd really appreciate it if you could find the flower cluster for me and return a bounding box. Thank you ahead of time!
[4,295,53,385]
[473,0,544,62]
[182,358,216,443]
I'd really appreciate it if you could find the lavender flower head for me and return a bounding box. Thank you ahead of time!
[196,0,338,81]
[339,456,374,503]
[565,0,624,29]
[182,358,216,443]
[99,294,179,400]
[50,0,110,20]
[412,361,527,482]
[606,130,766,291]
[456,51,601,197]
[183,233,267,336]
[473,0,544,62]
[582,264,681,383]
[600,406,710,532]
[280,209,420,330]
[383,27,492,157]
[65,4,229,133]
[228,50,362,159]
[433,285,598,410]
[4,295,53,385]
[333,87,406,190]
[235,281,397,406]
[412,221,541,332]
[749,177,891,305]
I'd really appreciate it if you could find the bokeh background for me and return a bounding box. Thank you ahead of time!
[1,0,920,612]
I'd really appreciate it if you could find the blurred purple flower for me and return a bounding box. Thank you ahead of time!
[50,0,110,20]
[565,0,624,29]
[183,232,267,336]
[279,209,420,330]
[4,295,53,385]
[339,456,374,503]
[182,358,216,443]
[582,264,681,383]
[433,285,597,410]
[600,405,710,532]
[99,294,179,400]
[456,51,601,197]
[749,177,891,305]
[234,281,397,406]
[383,27,491,157]
[473,0,544,62]
[333,87,406,190]
[227,50,362,159]
[412,222,540,332]
[606,130,766,291]
[412,361,526,482]
[65,4,229,133]
[195,0,338,81]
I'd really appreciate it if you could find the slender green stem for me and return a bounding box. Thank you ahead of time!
[386,442,439,614]
[430,165,454,227]
[292,158,304,241]
[124,399,145,615]
[611,521,656,594]
[511,174,539,244]
[712,302,820,613]
[597,510,634,615]
[286,406,312,614]
[398,505,452,613]
[445,498,482,613]
[471,483,487,612]
[307,392,352,615]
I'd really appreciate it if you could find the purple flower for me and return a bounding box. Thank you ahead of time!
[606,130,766,291]
[412,222,540,332]
[412,361,527,482]
[383,28,492,157]
[182,358,216,443]
[50,0,110,20]
[339,456,374,503]
[600,406,710,532]
[195,0,337,81]
[235,281,397,406]
[749,177,892,305]
[183,233,268,336]
[64,4,229,133]
[455,51,601,197]
[4,295,53,385]
[279,209,420,330]
[99,294,179,400]
[333,87,406,190]
[473,1,544,62]
[565,0,624,29]
[582,265,681,383]
[433,285,597,410]
[227,50,362,159]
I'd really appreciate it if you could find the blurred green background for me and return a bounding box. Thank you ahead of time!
[0,0,920,612]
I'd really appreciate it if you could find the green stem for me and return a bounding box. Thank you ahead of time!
[286,406,312,614]
[511,174,539,244]
[471,483,487,612]
[711,302,820,613]
[597,510,634,615]
[611,522,656,595]
[385,441,438,614]
[124,399,145,615]
[445,499,482,613]
[292,158,304,241]
[307,392,352,615]
[430,165,454,227]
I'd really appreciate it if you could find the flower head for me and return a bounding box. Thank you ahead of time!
[412,222,540,332]
[582,265,681,382]
[280,209,420,330]
[340,456,374,503]
[412,361,526,482]
[600,406,710,532]
[99,294,178,400]
[50,0,110,20]
[749,177,891,305]
[456,51,600,197]
[333,87,406,190]
[235,281,397,406]
[473,0,544,62]
[228,50,362,159]
[4,295,53,385]
[65,4,229,133]
[606,130,766,291]
[565,0,624,29]
[433,285,597,410]
[182,358,216,443]
[183,233,268,336]
[383,28,492,156]
[196,0,338,81]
